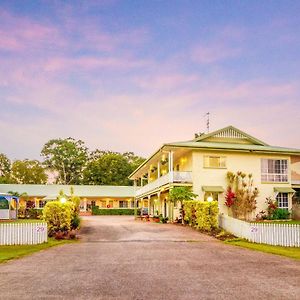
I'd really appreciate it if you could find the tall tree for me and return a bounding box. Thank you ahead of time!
[0,153,11,183]
[11,160,47,184]
[83,152,138,185]
[41,138,88,184]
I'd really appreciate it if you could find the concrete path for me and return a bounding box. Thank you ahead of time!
[0,216,299,300]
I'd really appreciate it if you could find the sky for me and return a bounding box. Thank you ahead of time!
[1,0,300,160]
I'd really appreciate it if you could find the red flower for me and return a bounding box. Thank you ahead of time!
[225,187,235,207]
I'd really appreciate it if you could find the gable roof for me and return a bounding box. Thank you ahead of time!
[0,184,135,198]
[193,125,268,146]
[129,125,300,178]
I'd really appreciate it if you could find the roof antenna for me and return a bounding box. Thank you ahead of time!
[204,112,210,133]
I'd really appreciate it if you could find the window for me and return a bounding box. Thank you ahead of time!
[91,200,96,207]
[130,201,135,208]
[39,200,46,209]
[204,156,226,168]
[276,193,289,210]
[261,159,288,182]
[100,200,106,208]
[119,201,128,208]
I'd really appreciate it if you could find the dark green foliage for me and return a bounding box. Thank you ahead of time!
[83,151,145,186]
[271,208,290,220]
[92,207,138,215]
[71,215,81,229]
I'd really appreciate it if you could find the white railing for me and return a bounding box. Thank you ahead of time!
[292,180,300,185]
[0,222,48,245]
[219,214,300,247]
[136,171,192,197]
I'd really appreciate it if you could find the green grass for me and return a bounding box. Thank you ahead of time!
[225,239,300,260]
[252,220,300,225]
[0,219,43,224]
[0,238,75,264]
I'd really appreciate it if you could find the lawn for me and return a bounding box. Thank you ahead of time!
[253,220,300,225]
[0,219,43,224]
[0,238,75,264]
[225,239,300,260]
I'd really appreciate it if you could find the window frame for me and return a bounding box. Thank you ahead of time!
[203,155,227,169]
[261,158,288,183]
[276,192,289,210]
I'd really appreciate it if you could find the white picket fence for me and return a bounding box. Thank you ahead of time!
[0,222,48,245]
[219,214,300,247]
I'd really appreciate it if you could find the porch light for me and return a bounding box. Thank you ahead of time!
[207,196,213,202]
[60,197,67,204]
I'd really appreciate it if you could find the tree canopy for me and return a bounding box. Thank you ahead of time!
[0,153,11,183]
[83,151,145,186]
[41,138,88,184]
[11,159,47,184]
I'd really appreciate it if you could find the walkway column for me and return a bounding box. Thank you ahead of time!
[83,198,87,212]
[148,195,151,215]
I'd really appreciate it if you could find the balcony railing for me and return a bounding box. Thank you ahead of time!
[135,171,192,197]
[292,180,300,185]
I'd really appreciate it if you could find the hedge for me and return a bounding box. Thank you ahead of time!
[92,207,139,215]
[182,200,219,231]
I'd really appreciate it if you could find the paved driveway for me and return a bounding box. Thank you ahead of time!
[0,216,299,300]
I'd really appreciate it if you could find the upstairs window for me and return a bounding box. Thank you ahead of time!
[204,156,226,169]
[261,159,288,182]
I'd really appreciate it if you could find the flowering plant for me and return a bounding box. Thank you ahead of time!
[225,187,235,207]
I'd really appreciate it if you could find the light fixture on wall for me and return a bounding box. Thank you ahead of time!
[207,195,213,202]
[60,197,67,204]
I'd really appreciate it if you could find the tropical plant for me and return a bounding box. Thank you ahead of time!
[225,171,259,220]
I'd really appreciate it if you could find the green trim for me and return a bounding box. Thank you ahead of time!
[274,187,295,193]
[202,186,224,192]
[194,126,268,146]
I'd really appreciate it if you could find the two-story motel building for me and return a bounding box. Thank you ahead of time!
[129,126,300,221]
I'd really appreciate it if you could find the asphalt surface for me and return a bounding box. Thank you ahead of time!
[0,216,299,300]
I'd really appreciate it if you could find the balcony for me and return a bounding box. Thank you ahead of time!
[135,171,192,197]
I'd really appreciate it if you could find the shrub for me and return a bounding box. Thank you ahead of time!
[71,214,81,229]
[92,207,137,215]
[271,208,290,220]
[26,208,43,219]
[183,200,219,231]
[43,201,73,236]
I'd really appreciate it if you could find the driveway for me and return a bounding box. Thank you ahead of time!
[0,216,299,300]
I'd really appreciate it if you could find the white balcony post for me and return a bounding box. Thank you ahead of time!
[169,151,174,182]
[148,170,151,183]
[157,161,160,178]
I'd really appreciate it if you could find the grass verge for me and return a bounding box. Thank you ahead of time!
[0,238,75,264]
[225,239,300,260]
[0,219,43,224]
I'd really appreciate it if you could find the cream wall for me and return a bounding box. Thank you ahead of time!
[192,150,293,215]
[173,151,193,172]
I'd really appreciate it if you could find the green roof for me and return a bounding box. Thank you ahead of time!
[202,186,225,193]
[274,187,296,193]
[165,141,300,155]
[129,125,300,178]
[0,184,135,198]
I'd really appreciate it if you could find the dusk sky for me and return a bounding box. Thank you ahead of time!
[1,0,300,160]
